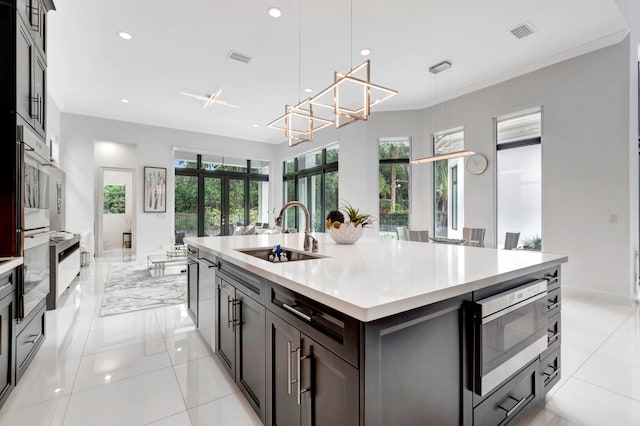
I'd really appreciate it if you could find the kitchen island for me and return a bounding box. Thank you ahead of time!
[185,234,567,426]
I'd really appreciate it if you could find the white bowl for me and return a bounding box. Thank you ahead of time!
[326,222,364,244]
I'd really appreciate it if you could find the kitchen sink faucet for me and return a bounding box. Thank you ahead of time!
[275,201,318,252]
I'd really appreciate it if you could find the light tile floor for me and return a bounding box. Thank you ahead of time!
[0,255,639,425]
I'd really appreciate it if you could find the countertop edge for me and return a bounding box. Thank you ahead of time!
[186,238,568,322]
[0,257,23,275]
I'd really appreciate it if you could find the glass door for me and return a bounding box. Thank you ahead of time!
[227,178,245,235]
[204,176,222,236]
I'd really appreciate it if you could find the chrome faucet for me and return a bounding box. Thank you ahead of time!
[275,201,318,252]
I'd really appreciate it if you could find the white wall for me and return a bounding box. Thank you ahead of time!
[271,39,635,299]
[61,114,276,255]
[615,0,640,299]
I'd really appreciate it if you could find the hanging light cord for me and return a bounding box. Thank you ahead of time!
[350,0,353,69]
[298,0,301,102]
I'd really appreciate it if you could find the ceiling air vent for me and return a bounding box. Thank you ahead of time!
[509,22,536,39]
[227,51,252,64]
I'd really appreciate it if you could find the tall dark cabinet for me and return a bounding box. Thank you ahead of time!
[0,0,55,409]
[0,0,55,256]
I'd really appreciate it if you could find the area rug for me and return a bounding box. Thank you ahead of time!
[99,262,187,316]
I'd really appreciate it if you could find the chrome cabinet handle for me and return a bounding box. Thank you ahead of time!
[29,5,40,31]
[544,368,559,383]
[30,97,40,120]
[283,303,312,322]
[548,330,561,344]
[198,258,218,269]
[498,395,528,417]
[287,341,294,395]
[296,348,310,405]
[547,302,560,311]
[227,296,233,329]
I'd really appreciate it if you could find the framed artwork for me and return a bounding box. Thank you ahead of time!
[144,167,167,213]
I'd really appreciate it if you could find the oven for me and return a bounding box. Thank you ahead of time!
[18,123,51,320]
[471,279,548,397]
[20,228,50,319]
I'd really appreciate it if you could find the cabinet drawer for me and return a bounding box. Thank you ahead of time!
[543,312,561,359]
[0,269,15,300]
[268,284,359,368]
[540,348,561,396]
[474,360,539,426]
[547,288,560,316]
[218,260,264,304]
[16,304,45,375]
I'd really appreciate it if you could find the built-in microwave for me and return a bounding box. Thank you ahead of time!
[470,279,549,397]
[19,124,51,231]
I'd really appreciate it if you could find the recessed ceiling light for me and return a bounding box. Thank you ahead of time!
[104,375,112,381]
[54,388,62,393]
[120,98,129,103]
[252,124,259,128]
[268,7,282,18]
[117,31,132,40]
[304,88,313,93]
[360,48,371,56]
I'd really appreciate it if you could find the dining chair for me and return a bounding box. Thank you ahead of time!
[396,226,408,240]
[406,230,429,242]
[463,227,486,247]
[503,232,520,250]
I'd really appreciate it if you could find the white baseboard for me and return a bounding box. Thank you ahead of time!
[562,285,637,306]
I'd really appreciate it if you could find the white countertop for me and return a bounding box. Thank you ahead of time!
[0,257,23,275]
[185,234,567,322]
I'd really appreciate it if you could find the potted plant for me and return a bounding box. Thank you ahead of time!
[325,202,374,244]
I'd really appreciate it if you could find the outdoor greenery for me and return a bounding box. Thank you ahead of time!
[434,159,448,236]
[103,185,125,214]
[378,140,410,235]
[175,159,268,236]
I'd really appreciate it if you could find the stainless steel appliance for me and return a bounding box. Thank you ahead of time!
[20,228,50,319]
[471,279,548,396]
[20,124,50,232]
[18,124,51,320]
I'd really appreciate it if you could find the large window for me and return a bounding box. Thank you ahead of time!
[175,152,269,238]
[378,138,410,238]
[433,127,465,238]
[496,110,542,249]
[283,144,339,233]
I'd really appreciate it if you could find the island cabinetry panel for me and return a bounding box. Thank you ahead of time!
[0,268,16,409]
[196,252,217,351]
[363,295,469,426]
[215,263,266,422]
[186,246,198,325]
[473,359,539,426]
[265,310,359,426]
[267,283,359,368]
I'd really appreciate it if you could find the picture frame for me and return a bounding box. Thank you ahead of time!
[144,166,167,213]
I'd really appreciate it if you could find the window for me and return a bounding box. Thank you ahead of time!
[496,110,542,249]
[433,127,465,238]
[103,185,125,214]
[174,151,269,238]
[378,138,410,238]
[283,144,339,233]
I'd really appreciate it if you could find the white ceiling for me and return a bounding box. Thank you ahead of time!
[47,0,629,144]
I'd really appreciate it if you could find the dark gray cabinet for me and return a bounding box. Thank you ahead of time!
[196,253,216,351]
[0,268,16,409]
[186,247,198,325]
[265,301,359,426]
[16,0,48,57]
[15,7,47,138]
[215,263,266,422]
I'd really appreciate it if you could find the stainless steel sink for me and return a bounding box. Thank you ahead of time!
[236,247,326,263]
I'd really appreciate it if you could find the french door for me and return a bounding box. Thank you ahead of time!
[202,176,246,236]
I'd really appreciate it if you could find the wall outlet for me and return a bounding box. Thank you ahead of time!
[609,213,618,223]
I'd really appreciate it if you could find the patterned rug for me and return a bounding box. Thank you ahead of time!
[99,262,187,317]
